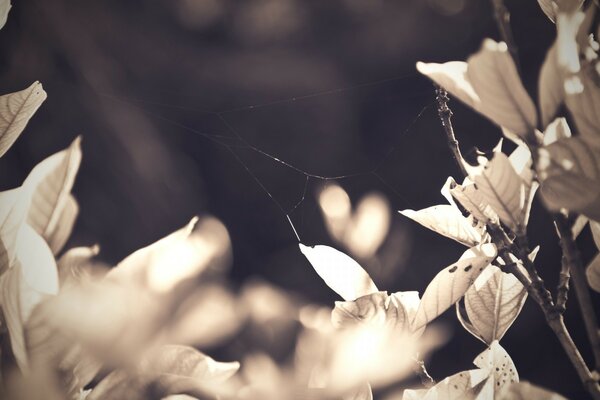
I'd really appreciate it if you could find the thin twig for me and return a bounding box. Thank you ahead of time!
[489,0,521,69]
[556,254,571,313]
[555,213,600,372]
[435,85,469,178]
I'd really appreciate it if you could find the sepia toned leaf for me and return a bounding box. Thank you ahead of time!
[473,341,519,395]
[543,118,572,146]
[538,136,600,220]
[498,381,568,399]
[464,266,528,344]
[0,82,47,158]
[299,244,378,301]
[538,0,557,22]
[399,205,482,247]
[417,39,537,138]
[591,221,600,248]
[0,188,29,275]
[448,178,499,225]
[564,65,600,149]
[56,245,100,288]
[332,291,388,329]
[539,45,564,127]
[343,383,373,400]
[0,0,10,30]
[467,152,532,234]
[23,136,82,252]
[0,261,27,371]
[413,244,497,330]
[402,369,489,400]
[586,254,600,292]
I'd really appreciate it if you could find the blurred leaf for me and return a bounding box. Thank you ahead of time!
[538,0,557,22]
[413,244,497,330]
[399,205,483,247]
[88,345,239,400]
[467,152,533,234]
[0,82,47,158]
[586,254,600,292]
[543,118,572,146]
[498,381,568,399]
[56,245,101,288]
[343,193,391,259]
[539,45,565,127]
[332,291,388,328]
[109,216,231,292]
[591,221,600,247]
[0,188,29,275]
[572,215,589,238]
[564,65,600,148]
[402,369,489,400]
[0,0,10,30]
[299,244,378,301]
[23,137,82,254]
[538,136,600,220]
[0,261,26,371]
[417,39,537,138]
[463,266,528,344]
[343,383,373,400]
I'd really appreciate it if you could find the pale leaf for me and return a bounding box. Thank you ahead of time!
[538,136,600,220]
[403,369,489,400]
[0,82,47,157]
[473,341,519,394]
[23,136,82,247]
[456,300,483,343]
[586,254,600,292]
[332,291,388,329]
[539,44,565,127]
[417,39,537,137]
[57,245,100,287]
[543,118,572,146]
[299,244,378,301]
[399,205,482,247]
[538,0,557,22]
[0,188,29,275]
[448,178,499,225]
[591,221,600,248]
[464,266,528,344]
[468,152,531,233]
[571,215,588,238]
[47,194,78,255]
[0,261,27,371]
[0,0,10,29]
[413,243,497,330]
[343,383,373,400]
[564,63,600,148]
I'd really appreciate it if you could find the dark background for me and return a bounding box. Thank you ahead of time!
[0,0,597,398]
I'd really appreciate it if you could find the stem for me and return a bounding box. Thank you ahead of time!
[435,85,469,178]
[556,253,571,313]
[555,213,600,372]
[489,0,520,69]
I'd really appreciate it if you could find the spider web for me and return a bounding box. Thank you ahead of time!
[73,73,434,243]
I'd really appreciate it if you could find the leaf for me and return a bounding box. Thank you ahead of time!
[399,205,482,247]
[88,345,239,400]
[467,152,533,234]
[591,221,600,248]
[0,188,29,275]
[539,45,564,128]
[538,0,557,22]
[413,243,497,330]
[0,82,47,158]
[402,369,489,400]
[109,216,231,292]
[498,381,568,399]
[299,244,378,301]
[0,0,10,30]
[564,65,600,149]
[343,383,373,400]
[56,245,100,287]
[463,266,528,344]
[586,254,600,292]
[473,341,519,394]
[332,291,389,328]
[0,261,27,371]
[538,136,600,220]
[417,39,537,138]
[448,178,499,225]
[543,118,572,146]
[23,136,82,252]
[571,215,588,238]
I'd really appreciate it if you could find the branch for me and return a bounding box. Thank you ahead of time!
[556,253,571,313]
[435,85,469,178]
[555,213,600,372]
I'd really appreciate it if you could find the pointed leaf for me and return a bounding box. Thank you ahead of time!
[299,244,378,301]
[399,205,482,247]
[591,221,600,248]
[539,44,565,127]
[468,152,531,233]
[538,136,600,220]
[417,39,537,137]
[448,179,499,225]
[543,118,572,146]
[47,194,78,255]
[464,266,528,344]
[0,0,10,29]
[586,254,600,292]
[413,244,497,330]
[0,82,47,157]
[538,0,557,22]
[23,136,82,247]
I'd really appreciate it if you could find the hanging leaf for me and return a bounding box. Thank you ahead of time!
[538,136,600,220]
[463,266,528,344]
[0,82,47,158]
[0,188,30,275]
[473,341,519,394]
[417,39,537,138]
[0,0,10,30]
[467,152,532,234]
[23,136,82,250]
[299,244,378,301]
[413,244,497,330]
[498,381,568,399]
[399,205,483,247]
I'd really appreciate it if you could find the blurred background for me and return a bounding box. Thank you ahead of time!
[0,0,598,398]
